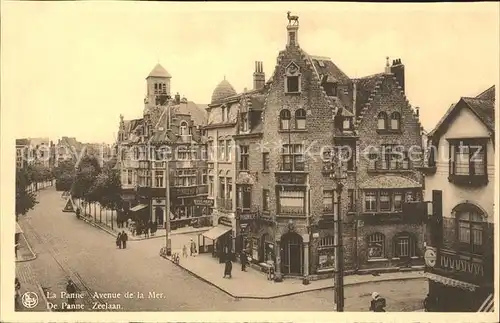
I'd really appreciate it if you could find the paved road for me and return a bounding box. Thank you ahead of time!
[18,188,427,311]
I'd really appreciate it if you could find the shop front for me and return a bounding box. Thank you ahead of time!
[424,246,494,312]
[201,216,234,262]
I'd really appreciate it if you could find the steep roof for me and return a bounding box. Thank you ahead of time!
[428,85,495,138]
[310,56,351,85]
[147,63,171,78]
[211,79,237,104]
[177,101,208,126]
[354,73,384,118]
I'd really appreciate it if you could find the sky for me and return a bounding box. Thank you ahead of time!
[2,2,499,144]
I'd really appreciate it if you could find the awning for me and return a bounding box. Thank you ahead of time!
[202,225,231,240]
[130,204,148,212]
[423,272,479,291]
[478,293,494,312]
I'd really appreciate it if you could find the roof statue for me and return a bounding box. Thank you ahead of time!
[287,11,299,26]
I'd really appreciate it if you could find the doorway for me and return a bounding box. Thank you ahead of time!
[155,207,164,226]
[280,232,303,275]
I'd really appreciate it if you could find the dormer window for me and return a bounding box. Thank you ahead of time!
[285,62,301,94]
[180,121,188,136]
[280,109,291,130]
[343,117,353,131]
[377,112,388,130]
[390,112,401,130]
[295,109,306,130]
[240,112,249,132]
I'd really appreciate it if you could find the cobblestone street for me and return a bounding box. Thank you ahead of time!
[14,188,427,312]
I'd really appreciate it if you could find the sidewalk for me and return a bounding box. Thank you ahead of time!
[161,251,426,299]
[15,262,50,311]
[70,198,213,240]
[16,223,37,262]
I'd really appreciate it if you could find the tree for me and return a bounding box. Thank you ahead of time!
[54,159,76,191]
[72,156,101,214]
[16,167,38,219]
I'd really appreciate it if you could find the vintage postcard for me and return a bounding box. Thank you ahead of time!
[1,2,498,322]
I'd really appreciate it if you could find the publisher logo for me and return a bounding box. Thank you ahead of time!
[21,292,39,309]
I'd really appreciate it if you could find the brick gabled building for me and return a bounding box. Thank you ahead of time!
[352,59,426,271]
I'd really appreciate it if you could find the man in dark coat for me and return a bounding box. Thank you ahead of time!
[240,251,247,271]
[116,232,122,249]
[223,259,233,278]
[121,230,128,249]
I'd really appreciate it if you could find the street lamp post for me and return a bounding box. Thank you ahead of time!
[334,159,346,312]
[165,155,171,256]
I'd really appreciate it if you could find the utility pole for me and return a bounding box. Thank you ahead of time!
[165,104,172,256]
[334,158,346,312]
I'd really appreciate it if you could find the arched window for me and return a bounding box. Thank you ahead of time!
[180,121,188,136]
[455,204,485,254]
[367,233,385,259]
[390,112,401,130]
[393,232,416,258]
[295,109,306,129]
[280,109,291,130]
[377,112,388,130]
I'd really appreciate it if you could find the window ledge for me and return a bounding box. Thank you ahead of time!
[285,92,301,95]
[367,258,389,263]
[278,129,308,133]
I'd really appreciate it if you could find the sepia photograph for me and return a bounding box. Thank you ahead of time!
[1,2,498,322]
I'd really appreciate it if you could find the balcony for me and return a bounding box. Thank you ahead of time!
[216,198,233,211]
[448,162,488,186]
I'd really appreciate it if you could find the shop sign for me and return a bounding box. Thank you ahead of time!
[276,173,307,185]
[193,199,214,207]
[171,186,197,197]
[218,216,232,227]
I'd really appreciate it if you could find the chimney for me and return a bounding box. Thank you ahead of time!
[175,92,181,104]
[352,81,357,117]
[384,56,391,74]
[391,58,405,93]
[253,61,265,90]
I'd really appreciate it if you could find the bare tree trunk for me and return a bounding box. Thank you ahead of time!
[99,205,102,223]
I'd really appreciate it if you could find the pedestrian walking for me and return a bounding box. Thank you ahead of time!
[190,239,197,256]
[116,232,122,249]
[240,251,247,272]
[369,292,386,312]
[223,259,233,278]
[66,279,77,305]
[121,230,128,249]
[182,245,188,258]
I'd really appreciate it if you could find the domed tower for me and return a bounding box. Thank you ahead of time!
[211,77,237,104]
[144,63,172,109]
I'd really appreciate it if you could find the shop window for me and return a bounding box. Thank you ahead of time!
[393,233,416,258]
[318,236,335,271]
[280,109,291,130]
[277,187,305,215]
[367,233,385,260]
[295,109,306,129]
[377,112,388,130]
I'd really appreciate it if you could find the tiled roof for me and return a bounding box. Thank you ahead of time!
[177,101,208,126]
[428,85,495,138]
[211,79,237,104]
[147,63,171,78]
[310,56,351,85]
[354,73,384,118]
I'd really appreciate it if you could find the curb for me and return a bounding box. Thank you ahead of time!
[160,255,425,300]
[16,226,37,263]
[36,282,52,312]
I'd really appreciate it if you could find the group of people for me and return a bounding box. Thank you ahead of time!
[181,239,198,257]
[222,250,249,279]
[133,220,157,238]
[116,231,129,249]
